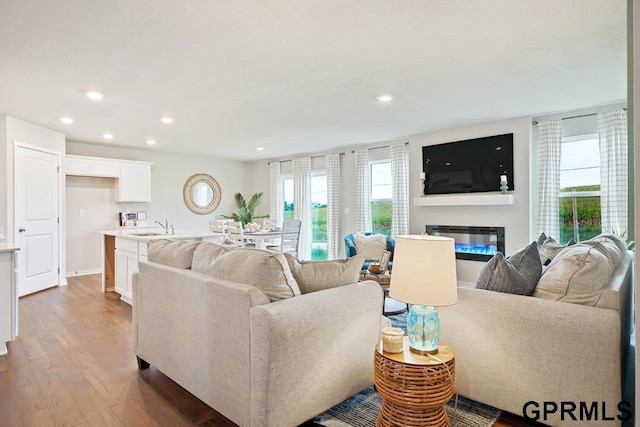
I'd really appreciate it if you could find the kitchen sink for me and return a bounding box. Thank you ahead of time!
[130,231,166,236]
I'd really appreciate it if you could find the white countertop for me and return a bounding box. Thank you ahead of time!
[0,243,20,253]
[100,228,219,242]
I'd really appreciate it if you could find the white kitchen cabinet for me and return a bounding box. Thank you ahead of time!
[65,155,152,202]
[116,162,152,202]
[66,155,120,178]
[114,238,148,304]
[0,245,19,356]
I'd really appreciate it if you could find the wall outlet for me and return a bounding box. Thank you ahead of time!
[79,209,85,217]
[344,207,351,215]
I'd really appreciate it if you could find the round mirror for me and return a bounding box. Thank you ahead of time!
[183,174,221,215]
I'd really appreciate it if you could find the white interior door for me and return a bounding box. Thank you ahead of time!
[15,146,60,297]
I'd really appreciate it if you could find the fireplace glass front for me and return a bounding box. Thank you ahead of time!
[425,225,505,262]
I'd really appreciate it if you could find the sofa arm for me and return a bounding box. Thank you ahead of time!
[439,287,623,425]
[249,280,383,427]
[133,261,270,426]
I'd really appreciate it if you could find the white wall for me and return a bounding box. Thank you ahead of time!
[0,115,67,283]
[65,141,250,273]
[408,117,532,284]
[249,118,532,285]
[66,176,118,275]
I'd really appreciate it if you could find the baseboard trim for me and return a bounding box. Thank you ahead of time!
[66,269,101,278]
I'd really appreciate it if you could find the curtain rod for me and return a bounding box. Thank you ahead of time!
[532,108,627,126]
[350,141,409,154]
[267,152,344,165]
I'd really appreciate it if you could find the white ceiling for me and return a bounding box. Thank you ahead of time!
[0,0,627,161]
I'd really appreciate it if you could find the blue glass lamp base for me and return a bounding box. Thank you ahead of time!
[407,305,440,355]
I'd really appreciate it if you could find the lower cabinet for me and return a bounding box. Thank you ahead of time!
[114,238,148,305]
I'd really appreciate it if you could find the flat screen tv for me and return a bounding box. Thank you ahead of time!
[422,133,514,195]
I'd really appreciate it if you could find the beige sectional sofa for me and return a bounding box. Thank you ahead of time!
[439,234,633,427]
[132,240,386,427]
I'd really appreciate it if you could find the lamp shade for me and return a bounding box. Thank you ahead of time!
[389,234,457,306]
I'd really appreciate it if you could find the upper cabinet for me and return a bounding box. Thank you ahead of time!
[65,155,152,202]
[117,162,151,202]
[66,155,120,177]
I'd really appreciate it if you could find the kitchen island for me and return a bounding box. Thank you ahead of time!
[0,243,19,355]
[100,229,221,304]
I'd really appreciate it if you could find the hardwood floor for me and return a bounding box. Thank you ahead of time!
[0,274,536,426]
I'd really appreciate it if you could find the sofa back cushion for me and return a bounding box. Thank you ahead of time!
[474,242,542,295]
[192,242,301,301]
[353,233,387,261]
[284,254,365,294]
[538,236,575,265]
[533,243,615,306]
[148,239,202,269]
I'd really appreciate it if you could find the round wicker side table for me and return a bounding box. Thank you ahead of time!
[374,337,455,427]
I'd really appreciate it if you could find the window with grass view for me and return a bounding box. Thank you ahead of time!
[371,161,392,236]
[281,174,328,260]
[559,134,601,243]
[311,173,328,260]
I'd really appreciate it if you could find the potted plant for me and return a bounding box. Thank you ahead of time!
[221,192,268,226]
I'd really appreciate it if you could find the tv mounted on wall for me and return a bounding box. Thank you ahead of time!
[422,133,514,195]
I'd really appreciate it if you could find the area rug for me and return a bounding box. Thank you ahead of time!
[300,312,501,427]
[301,385,501,427]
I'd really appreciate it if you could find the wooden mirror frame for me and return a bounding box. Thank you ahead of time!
[183,174,222,215]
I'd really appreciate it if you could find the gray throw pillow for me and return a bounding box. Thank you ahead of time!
[474,242,542,296]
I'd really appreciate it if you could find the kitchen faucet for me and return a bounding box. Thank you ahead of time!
[155,219,170,233]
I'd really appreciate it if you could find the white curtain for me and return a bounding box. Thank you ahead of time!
[293,157,312,260]
[598,109,628,234]
[354,149,372,232]
[390,143,409,237]
[536,120,562,238]
[268,162,283,225]
[325,154,341,259]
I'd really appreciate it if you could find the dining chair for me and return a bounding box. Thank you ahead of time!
[208,220,228,243]
[262,218,279,231]
[226,221,255,247]
[266,219,301,256]
[260,218,280,247]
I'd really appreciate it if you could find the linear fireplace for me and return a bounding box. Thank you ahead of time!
[425,225,505,262]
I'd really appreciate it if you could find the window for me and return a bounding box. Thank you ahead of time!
[559,134,601,243]
[282,175,294,220]
[281,173,328,260]
[311,173,327,260]
[371,161,392,236]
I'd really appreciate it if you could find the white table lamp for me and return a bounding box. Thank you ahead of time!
[389,235,458,355]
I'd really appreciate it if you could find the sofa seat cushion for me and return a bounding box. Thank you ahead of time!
[284,254,364,294]
[533,243,615,306]
[474,242,541,296]
[148,239,202,269]
[192,242,301,301]
[353,233,387,261]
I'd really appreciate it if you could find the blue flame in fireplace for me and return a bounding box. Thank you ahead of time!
[455,244,497,256]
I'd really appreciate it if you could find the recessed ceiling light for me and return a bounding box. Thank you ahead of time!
[161,116,174,124]
[102,133,114,140]
[85,91,105,101]
[256,147,265,151]
[60,116,74,124]
[146,139,156,145]
[376,94,393,103]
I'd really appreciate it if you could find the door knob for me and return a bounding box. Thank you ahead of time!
[18,228,26,232]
